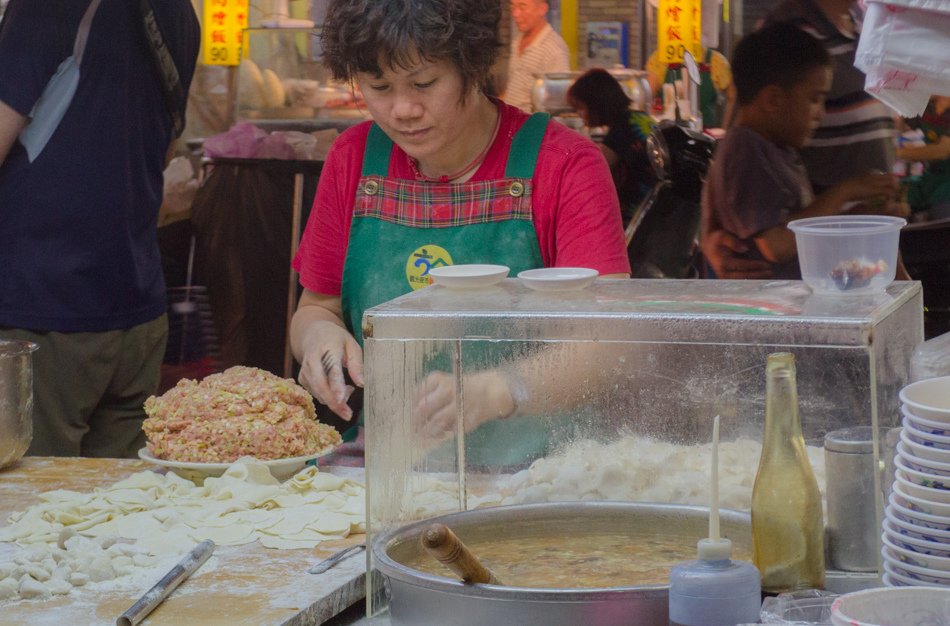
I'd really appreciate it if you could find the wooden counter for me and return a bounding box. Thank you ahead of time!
[0,457,367,626]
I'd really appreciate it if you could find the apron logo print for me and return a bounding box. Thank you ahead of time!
[406,245,453,290]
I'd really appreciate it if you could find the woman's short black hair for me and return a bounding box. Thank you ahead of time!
[566,68,632,128]
[321,0,501,97]
[732,22,831,106]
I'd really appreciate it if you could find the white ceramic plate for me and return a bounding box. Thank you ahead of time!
[517,267,599,292]
[895,469,950,504]
[903,417,950,450]
[900,376,950,422]
[894,454,950,489]
[898,442,950,477]
[902,407,950,436]
[881,547,950,584]
[883,520,950,559]
[428,264,509,289]
[893,480,950,518]
[886,505,950,542]
[888,492,950,531]
[900,429,950,464]
[882,530,950,571]
[138,446,335,482]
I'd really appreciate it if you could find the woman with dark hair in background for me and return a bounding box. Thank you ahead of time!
[567,68,657,226]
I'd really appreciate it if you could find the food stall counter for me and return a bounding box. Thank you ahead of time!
[0,457,366,626]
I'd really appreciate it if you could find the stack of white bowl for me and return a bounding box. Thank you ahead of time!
[882,375,950,587]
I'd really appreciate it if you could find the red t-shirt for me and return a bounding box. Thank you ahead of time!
[293,100,630,296]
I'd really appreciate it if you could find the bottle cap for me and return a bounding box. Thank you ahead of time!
[697,537,732,561]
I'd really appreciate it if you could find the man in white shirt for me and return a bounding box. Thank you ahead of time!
[503,0,570,112]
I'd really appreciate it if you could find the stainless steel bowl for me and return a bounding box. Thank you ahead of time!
[374,501,752,626]
[0,340,38,468]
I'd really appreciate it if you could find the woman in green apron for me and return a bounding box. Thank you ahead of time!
[289,0,630,463]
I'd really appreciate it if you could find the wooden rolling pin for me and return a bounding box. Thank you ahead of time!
[421,523,502,585]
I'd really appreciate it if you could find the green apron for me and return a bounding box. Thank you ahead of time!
[341,112,557,466]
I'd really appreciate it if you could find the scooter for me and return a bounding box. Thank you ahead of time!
[624,120,716,279]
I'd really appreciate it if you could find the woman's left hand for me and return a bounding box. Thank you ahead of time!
[412,370,516,447]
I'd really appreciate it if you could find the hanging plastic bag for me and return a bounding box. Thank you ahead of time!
[855,0,950,117]
[158,156,198,227]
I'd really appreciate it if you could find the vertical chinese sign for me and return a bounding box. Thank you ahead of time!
[657,0,702,64]
[203,0,249,66]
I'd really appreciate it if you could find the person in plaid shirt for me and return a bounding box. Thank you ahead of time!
[289,0,629,455]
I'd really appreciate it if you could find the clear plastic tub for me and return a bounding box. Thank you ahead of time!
[788,215,906,296]
[760,589,838,624]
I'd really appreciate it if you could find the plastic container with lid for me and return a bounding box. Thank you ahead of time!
[669,416,762,626]
[787,215,905,296]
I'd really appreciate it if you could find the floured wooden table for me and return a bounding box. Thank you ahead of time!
[0,457,367,626]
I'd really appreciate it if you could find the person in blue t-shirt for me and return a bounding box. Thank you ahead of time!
[0,0,199,458]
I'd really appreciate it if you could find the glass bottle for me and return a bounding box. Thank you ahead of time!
[751,352,825,593]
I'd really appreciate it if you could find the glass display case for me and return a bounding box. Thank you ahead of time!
[361,278,923,610]
[236,27,367,125]
[363,279,923,516]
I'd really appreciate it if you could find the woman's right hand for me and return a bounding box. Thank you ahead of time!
[297,322,363,420]
[291,291,364,421]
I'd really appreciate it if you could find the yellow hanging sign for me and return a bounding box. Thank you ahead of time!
[202,0,249,66]
[657,0,702,64]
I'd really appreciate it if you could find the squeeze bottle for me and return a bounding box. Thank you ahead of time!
[668,416,761,626]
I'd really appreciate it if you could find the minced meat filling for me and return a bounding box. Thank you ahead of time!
[143,366,341,463]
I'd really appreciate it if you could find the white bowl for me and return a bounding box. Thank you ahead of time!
[898,442,950,477]
[831,585,950,626]
[904,418,950,451]
[882,546,950,584]
[895,454,950,490]
[900,429,950,464]
[788,215,904,296]
[880,572,909,587]
[427,264,510,289]
[882,531,950,571]
[893,480,950,518]
[889,492,950,531]
[887,505,950,542]
[883,520,950,559]
[903,407,950,436]
[882,560,948,588]
[896,470,950,504]
[900,376,950,422]
[517,267,598,291]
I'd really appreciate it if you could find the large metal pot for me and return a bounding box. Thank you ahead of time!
[0,340,38,468]
[374,501,752,626]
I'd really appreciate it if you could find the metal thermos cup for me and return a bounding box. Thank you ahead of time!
[824,426,886,572]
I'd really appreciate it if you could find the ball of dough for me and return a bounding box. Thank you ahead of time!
[0,577,18,600]
[18,575,51,600]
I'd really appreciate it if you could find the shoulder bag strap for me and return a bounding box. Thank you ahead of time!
[138,0,186,138]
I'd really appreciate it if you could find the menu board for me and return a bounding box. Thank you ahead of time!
[202,0,249,66]
[657,0,702,64]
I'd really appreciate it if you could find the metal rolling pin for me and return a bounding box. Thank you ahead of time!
[116,539,215,626]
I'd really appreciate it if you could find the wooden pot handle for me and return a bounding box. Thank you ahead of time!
[421,523,502,585]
